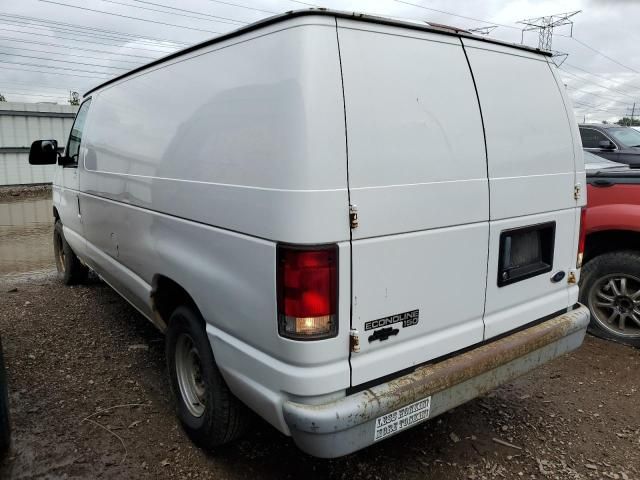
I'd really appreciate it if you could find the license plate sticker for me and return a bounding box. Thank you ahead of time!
[373,396,431,441]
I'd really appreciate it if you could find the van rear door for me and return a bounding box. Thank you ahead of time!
[336,20,490,386]
[461,39,581,340]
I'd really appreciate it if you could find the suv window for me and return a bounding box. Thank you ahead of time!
[66,98,92,162]
[609,128,640,148]
[580,127,610,149]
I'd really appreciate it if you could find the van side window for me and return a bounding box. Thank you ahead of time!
[580,128,608,148]
[66,98,92,162]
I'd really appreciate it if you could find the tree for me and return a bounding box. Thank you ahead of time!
[616,117,640,127]
[0,93,5,102]
[68,91,80,106]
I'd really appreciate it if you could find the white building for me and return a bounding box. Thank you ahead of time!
[0,102,78,186]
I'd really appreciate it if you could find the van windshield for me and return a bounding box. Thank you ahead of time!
[609,127,640,148]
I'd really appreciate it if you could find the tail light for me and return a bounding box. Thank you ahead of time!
[577,207,587,268]
[277,245,338,340]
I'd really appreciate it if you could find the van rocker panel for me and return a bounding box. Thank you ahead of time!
[282,305,589,458]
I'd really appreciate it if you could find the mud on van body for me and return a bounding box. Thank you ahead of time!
[29,10,589,458]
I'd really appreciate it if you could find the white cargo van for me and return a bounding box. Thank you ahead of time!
[29,10,589,458]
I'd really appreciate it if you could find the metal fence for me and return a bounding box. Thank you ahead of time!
[0,102,78,186]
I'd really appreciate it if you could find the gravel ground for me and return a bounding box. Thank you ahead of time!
[0,273,638,480]
[0,185,51,203]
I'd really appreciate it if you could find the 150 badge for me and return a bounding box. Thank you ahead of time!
[364,309,420,331]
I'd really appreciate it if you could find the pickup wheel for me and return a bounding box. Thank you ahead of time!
[166,306,250,449]
[53,220,88,285]
[580,251,640,348]
[0,337,11,456]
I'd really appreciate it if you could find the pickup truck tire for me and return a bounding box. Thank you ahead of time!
[53,220,88,285]
[166,306,250,449]
[580,251,640,347]
[0,337,11,456]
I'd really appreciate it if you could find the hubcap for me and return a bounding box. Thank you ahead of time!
[175,334,206,417]
[588,274,640,338]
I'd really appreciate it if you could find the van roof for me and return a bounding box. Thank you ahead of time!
[84,8,551,97]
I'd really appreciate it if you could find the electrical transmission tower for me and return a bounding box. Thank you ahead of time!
[518,11,580,66]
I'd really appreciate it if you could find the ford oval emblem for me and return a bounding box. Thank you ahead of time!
[551,271,566,283]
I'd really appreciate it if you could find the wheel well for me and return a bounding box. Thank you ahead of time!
[584,230,640,263]
[53,206,60,222]
[150,275,199,332]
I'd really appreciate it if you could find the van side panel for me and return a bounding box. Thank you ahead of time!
[462,39,580,339]
[82,18,348,245]
[78,17,351,432]
[336,20,490,386]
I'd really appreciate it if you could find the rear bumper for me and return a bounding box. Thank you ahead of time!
[283,304,590,458]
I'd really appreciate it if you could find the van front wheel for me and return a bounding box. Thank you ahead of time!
[53,221,88,285]
[166,306,250,449]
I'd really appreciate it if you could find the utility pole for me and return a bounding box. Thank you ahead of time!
[632,102,636,127]
[518,11,581,66]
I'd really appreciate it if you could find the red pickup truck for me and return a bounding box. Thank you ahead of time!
[580,152,640,347]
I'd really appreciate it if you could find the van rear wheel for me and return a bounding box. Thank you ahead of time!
[580,251,640,348]
[166,306,250,448]
[53,220,88,285]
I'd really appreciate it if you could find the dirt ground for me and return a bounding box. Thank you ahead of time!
[0,193,639,479]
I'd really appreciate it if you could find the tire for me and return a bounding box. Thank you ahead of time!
[580,251,640,348]
[166,306,250,449]
[0,337,11,456]
[53,220,88,285]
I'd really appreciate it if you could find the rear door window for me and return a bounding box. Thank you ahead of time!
[580,128,609,148]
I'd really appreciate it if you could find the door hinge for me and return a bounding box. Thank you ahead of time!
[349,329,360,353]
[574,183,581,200]
[349,204,359,229]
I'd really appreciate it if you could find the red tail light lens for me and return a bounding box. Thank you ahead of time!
[577,207,587,268]
[277,245,338,340]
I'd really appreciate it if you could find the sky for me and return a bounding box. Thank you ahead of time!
[1,0,639,123]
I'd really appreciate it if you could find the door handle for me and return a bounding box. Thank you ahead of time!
[77,195,82,221]
[591,179,613,187]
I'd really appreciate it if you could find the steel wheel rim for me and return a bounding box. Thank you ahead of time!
[175,333,206,418]
[54,232,65,273]
[588,273,640,338]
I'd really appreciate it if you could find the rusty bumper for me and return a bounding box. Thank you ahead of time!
[283,304,590,458]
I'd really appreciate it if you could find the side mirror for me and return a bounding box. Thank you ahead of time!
[29,140,58,165]
[599,139,616,150]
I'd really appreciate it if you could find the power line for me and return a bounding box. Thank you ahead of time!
[0,65,110,79]
[202,0,277,15]
[0,12,188,46]
[0,82,81,94]
[566,86,631,106]
[560,67,639,100]
[126,0,248,24]
[0,20,176,49]
[564,62,640,93]
[0,36,158,59]
[0,91,70,99]
[285,0,320,7]
[0,28,177,53]
[97,0,246,26]
[0,45,143,65]
[37,0,223,34]
[393,0,520,30]
[0,59,113,76]
[0,51,129,70]
[556,33,640,75]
